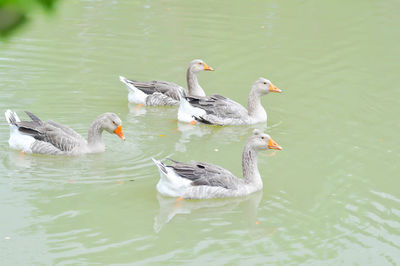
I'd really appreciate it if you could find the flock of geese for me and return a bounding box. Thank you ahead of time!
[5,59,283,199]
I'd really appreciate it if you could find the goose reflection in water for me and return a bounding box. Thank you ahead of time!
[128,103,147,116]
[154,191,263,233]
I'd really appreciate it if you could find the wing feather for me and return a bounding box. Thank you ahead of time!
[170,160,240,189]
[127,80,186,101]
[46,120,86,143]
[15,111,83,153]
[186,94,248,119]
[146,92,180,106]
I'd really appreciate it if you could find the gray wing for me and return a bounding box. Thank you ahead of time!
[170,160,240,190]
[145,92,180,106]
[16,112,82,153]
[126,79,187,100]
[30,140,65,155]
[46,120,86,143]
[187,94,248,118]
[186,95,249,125]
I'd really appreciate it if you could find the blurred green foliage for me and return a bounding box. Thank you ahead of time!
[0,0,59,38]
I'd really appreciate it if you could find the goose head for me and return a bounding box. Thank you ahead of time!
[100,113,125,140]
[252,77,282,96]
[250,129,282,151]
[188,59,214,73]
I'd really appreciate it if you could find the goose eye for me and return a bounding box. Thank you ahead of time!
[261,136,265,140]
[112,121,117,125]
[198,62,202,65]
[263,82,267,85]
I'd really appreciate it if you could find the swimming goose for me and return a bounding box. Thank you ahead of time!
[4,110,125,155]
[152,129,282,199]
[119,59,214,106]
[177,77,281,125]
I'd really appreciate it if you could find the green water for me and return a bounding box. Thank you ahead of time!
[1,0,399,264]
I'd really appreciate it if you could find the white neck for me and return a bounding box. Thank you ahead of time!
[247,89,267,123]
[242,143,262,190]
[186,69,206,97]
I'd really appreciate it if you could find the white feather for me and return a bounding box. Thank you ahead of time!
[177,98,206,123]
[152,158,192,197]
[4,110,35,153]
[119,76,148,105]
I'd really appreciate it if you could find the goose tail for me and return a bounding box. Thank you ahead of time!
[5,109,36,152]
[5,109,20,127]
[119,76,148,104]
[152,158,189,198]
[177,97,206,123]
[152,158,168,175]
[119,76,136,92]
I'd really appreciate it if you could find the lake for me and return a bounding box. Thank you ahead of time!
[0,0,399,264]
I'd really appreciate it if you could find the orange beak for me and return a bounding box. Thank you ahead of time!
[269,84,282,93]
[203,63,214,71]
[268,137,282,150]
[113,125,125,141]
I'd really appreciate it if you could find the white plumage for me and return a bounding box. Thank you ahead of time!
[5,110,35,153]
[177,77,281,126]
[120,76,148,105]
[177,98,206,123]
[4,110,125,155]
[119,59,214,106]
[152,129,283,199]
[152,158,192,197]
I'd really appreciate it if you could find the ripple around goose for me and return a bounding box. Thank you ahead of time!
[153,129,282,199]
[177,77,282,126]
[119,59,214,106]
[4,110,125,155]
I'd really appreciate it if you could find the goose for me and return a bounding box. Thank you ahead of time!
[177,77,281,125]
[152,129,282,199]
[4,110,125,155]
[119,59,214,106]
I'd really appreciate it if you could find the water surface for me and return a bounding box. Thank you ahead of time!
[1,0,399,265]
